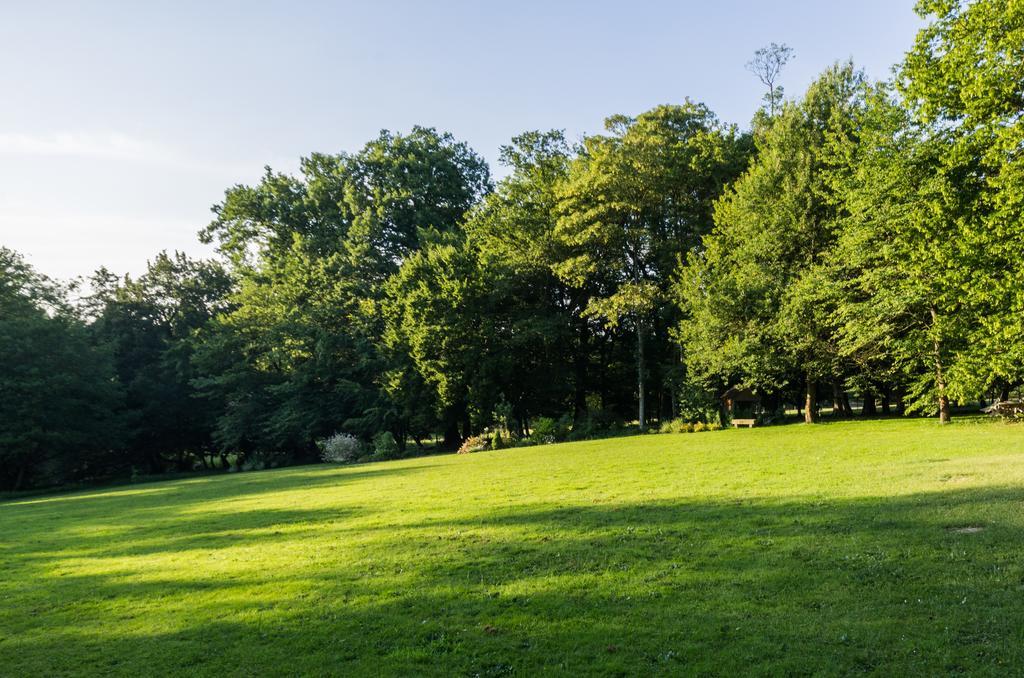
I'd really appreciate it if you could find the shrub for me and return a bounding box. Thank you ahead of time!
[707,421,723,431]
[693,421,708,433]
[570,408,618,440]
[318,433,364,464]
[491,429,505,450]
[458,435,490,454]
[658,418,695,434]
[372,432,401,460]
[530,415,571,444]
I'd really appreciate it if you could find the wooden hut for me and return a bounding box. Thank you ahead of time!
[722,386,759,428]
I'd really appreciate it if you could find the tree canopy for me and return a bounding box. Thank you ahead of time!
[2,0,1021,489]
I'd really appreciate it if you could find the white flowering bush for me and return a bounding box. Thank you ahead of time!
[318,433,364,464]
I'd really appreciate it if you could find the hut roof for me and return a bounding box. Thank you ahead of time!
[722,386,757,401]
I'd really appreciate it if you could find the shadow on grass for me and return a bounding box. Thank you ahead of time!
[2,485,1023,676]
[0,463,422,515]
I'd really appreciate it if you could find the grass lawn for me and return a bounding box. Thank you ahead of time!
[2,418,1024,676]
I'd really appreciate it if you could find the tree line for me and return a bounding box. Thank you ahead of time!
[2,0,1022,489]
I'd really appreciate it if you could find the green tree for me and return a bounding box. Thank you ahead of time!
[900,0,1024,401]
[87,252,234,470]
[677,64,866,423]
[556,103,750,429]
[198,128,490,458]
[0,249,124,489]
[342,127,491,287]
[829,87,974,423]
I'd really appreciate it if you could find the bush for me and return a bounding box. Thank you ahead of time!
[372,431,401,460]
[707,421,723,431]
[570,409,618,440]
[693,422,707,433]
[318,433,364,464]
[658,418,696,434]
[530,415,571,444]
[491,429,505,450]
[458,435,490,454]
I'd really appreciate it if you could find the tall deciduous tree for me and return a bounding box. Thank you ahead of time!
[747,42,795,116]
[87,252,233,470]
[197,128,490,459]
[0,249,124,489]
[556,103,750,429]
[900,0,1024,401]
[829,87,973,424]
[677,64,866,423]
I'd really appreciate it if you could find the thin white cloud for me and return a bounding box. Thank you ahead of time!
[0,131,165,161]
[0,206,215,280]
[0,131,256,178]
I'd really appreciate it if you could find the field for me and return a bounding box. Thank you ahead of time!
[2,418,1024,676]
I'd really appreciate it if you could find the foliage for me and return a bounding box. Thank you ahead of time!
[0,249,125,490]
[555,103,752,429]
[456,434,490,455]
[899,0,1024,402]
[529,415,572,444]
[86,252,233,472]
[317,433,365,464]
[371,431,401,459]
[676,63,867,422]
[5,4,1024,487]
[657,419,722,433]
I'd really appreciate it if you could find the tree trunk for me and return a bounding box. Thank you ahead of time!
[938,394,951,424]
[637,321,646,431]
[443,419,461,450]
[573,320,589,424]
[13,463,26,492]
[1000,383,1010,402]
[395,422,408,453]
[881,387,891,415]
[862,390,877,416]
[930,305,951,424]
[832,382,847,418]
[804,375,818,424]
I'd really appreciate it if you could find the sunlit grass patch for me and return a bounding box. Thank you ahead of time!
[2,417,1024,675]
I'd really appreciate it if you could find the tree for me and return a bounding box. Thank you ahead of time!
[87,252,234,470]
[829,87,972,424]
[342,127,492,287]
[677,64,866,423]
[464,131,590,425]
[556,103,750,430]
[899,0,1024,402]
[197,127,491,459]
[747,43,795,116]
[0,249,124,489]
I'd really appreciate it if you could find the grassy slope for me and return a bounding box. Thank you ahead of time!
[2,418,1024,676]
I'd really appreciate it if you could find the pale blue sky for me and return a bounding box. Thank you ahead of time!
[0,1,922,280]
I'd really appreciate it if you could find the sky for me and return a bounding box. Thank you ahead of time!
[0,1,923,282]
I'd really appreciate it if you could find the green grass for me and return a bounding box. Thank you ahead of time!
[3,418,1024,676]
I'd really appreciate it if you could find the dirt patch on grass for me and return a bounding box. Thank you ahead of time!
[947,525,985,534]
